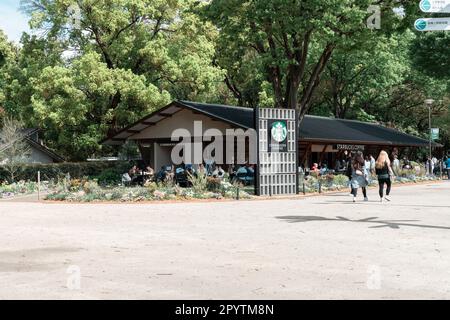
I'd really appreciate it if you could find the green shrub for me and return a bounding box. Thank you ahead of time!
[82,180,101,194]
[188,172,208,193]
[333,174,349,187]
[95,168,122,186]
[145,181,158,193]
[0,161,132,182]
[46,192,70,201]
[0,181,41,197]
[397,168,416,178]
[305,175,319,192]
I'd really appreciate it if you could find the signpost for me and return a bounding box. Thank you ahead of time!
[414,17,450,31]
[431,128,440,140]
[256,108,298,196]
[419,0,450,13]
[416,0,450,31]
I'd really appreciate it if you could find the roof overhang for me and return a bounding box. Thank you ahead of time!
[101,101,443,149]
[101,100,250,145]
[299,137,443,148]
[25,138,65,162]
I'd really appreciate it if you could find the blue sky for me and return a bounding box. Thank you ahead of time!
[0,0,30,43]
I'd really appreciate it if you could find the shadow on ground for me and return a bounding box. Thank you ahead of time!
[0,246,83,272]
[316,201,450,209]
[276,215,450,230]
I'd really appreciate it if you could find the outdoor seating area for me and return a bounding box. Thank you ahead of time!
[120,161,256,189]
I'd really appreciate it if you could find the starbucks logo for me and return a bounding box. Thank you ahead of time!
[271,121,287,143]
[415,19,427,31]
[419,0,431,12]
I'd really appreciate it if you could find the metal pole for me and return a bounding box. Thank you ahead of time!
[37,171,41,201]
[425,99,434,175]
[429,105,432,165]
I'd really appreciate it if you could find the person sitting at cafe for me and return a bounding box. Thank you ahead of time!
[235,165,248,176]
[129,165,138,179]
[319,163,328,175]
[212,165,225,179]
[131,165,148,185]
[168,165,175,182]
[402,158,412,170]
[197,163,206,175]
[334,159,342,171]
[145,166,154,175]
[311,163,320,174]
[141,166,154,183]
[185,163,195,175]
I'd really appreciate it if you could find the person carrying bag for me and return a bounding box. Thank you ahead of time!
[350,151,369,202]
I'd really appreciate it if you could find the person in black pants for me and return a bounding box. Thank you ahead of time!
[375,150,394,202]
[345,151,354,195]
[350,151,369,202]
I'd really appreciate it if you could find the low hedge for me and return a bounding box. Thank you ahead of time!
[0,161,133,183]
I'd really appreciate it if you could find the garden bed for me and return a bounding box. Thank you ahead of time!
[45,175,252,203]
[4,172,442,203]
[299,173,441,194]
[0,181,50,199]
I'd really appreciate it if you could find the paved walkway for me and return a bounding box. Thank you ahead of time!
[0,182,449,299]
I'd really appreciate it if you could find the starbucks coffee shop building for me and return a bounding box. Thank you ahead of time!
[102,100,436,196]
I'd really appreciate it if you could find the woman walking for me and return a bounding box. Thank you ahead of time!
[375,150,394,202]
[350,151,369,202]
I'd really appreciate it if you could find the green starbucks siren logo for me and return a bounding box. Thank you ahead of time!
[414,19,428,31]
[419,0,432,12]
[271,121,287,143]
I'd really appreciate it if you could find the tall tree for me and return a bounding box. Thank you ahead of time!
[204,0,416,120]
[410,32,450,79]
[0,117,31,182]
[312,32,410,119]
[17,0,223,160]
[0,30,17,116]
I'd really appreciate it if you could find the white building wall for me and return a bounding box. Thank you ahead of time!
[130,109,234,140]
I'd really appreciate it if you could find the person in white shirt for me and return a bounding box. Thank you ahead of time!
[431,157,437,175]
[364,156,371,173]
[392,155,400,176]
[369,154,376,174]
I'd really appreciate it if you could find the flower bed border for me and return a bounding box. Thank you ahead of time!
[38,179,447,205]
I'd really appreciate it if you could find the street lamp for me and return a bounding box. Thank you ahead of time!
[425,99,434,174]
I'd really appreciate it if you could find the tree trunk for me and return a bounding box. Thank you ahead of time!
[298,43,335,120]
[109,91,122,130]
[268,66,284,109]
[285,65,301,110]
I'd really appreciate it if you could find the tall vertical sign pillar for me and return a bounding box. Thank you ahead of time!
[256,108,298,196]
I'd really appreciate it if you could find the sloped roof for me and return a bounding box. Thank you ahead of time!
[0,128,64,162]
[102,101,437,148]
[178,101,255,129]
[299,115,435,147]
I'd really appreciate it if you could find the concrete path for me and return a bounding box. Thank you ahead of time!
[0,182,449,299]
